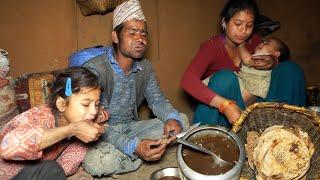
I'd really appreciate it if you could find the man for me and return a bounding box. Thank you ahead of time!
[82,0,189,176]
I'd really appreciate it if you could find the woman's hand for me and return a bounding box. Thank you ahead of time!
[94,106,109,124]
[224,103,242,124]
[251,55,277,70]
[210,95,242,124]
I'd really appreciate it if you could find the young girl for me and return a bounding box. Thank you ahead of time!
[0,67,109,180]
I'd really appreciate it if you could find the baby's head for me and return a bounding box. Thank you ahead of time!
[255,37,290,62]
[49,67,101,123]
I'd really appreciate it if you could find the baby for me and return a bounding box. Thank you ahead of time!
[238,37,290,105]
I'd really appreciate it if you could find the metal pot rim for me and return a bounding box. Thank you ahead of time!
[177,125,246,179]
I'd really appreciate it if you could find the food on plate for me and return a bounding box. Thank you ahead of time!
[245,125,314,180]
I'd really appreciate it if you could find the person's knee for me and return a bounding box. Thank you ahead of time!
[193,103,220,125]
[82,143,118,176]
[208,70,238,90]
[82,158,110,176]
[14,160,66,180]
[43,160,60,168]
[42,161,66,178]
[273,61,305,84]
[276,61,304,75]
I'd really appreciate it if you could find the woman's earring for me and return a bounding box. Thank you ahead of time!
[222,23,226,31]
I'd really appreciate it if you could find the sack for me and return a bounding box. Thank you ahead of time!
[68,45,109,67]
[0,79,17,116]
[15,72,53,113]
[0,78,18,130]
[76,0,126,16]
[254,14,280,36]
[0,107,18,131]
[0,49,10,77]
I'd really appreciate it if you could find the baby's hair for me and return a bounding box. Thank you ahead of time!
[49,67,100,112]
[271,37,290,62]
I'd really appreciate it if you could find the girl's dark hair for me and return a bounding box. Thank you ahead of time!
[220,0,260,23]
[49,67,100,112]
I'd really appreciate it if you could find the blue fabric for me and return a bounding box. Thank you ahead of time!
[107,47,142,75]
[68,46,108,67]
[102,47,183,157]
[107,60,138,156]
[192,61,306,128]
[193,70,244,129]
[256,61,306,106]
[123,137,139,156]
[83,115,189,176]
[166,112,183,127]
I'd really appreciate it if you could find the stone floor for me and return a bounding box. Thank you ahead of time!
[68,145,179,180]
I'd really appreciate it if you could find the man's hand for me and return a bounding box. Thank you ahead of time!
[251,55,277,70]
[224,103,242,124]
[164,119,182,144]
[135,139,166,161]
[71,121,105,143]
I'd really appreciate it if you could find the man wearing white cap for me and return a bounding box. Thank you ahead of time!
[82,0,189,176]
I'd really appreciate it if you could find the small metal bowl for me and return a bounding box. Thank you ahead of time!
[150,167,182,180]
[307,106,320,113]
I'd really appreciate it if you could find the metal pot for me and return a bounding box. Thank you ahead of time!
[306,86,320,106]
[177,125,245,180]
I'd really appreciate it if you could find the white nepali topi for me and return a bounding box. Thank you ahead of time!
[113,0,146,29]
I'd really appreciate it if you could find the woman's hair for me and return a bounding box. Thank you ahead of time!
[271,38,290,62]
[220,0,260,23]
[49,67,100,112]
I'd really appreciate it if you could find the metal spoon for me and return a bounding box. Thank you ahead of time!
[177,138,234,166]
[175,122,201,138]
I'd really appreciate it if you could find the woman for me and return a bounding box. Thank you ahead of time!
[180,0,305,128]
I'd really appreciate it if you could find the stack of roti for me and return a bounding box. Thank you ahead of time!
[245,125,315,179]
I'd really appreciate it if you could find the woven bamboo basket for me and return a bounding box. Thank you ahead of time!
[76,0,126,16]
[231,102,320,179]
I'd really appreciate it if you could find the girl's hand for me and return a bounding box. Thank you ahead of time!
[71,121,105,143]
[94,106,109,124]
